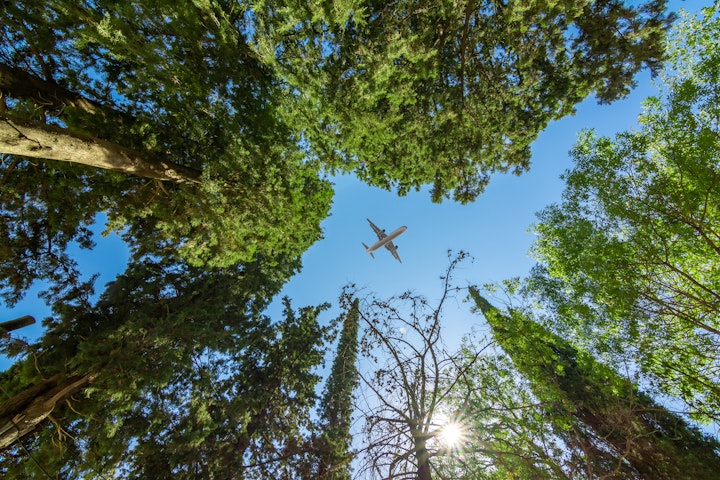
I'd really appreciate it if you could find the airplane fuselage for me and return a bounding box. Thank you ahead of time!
[365,226,407,253]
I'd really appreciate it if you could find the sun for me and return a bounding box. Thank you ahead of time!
[431,411,468,451]
[439,421,464,448]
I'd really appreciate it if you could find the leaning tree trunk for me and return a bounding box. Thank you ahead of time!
[0,316,35,332]
[0,62,118,118]
[0,114,202,184]
[0,373,95,450]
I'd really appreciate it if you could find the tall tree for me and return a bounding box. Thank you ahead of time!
[315,294,361,480]
[123,298,331,480]
[0,252,331,478]
[530,6,720,421]
[253,0,674,202]
[469,287,720,480]
[351,252,485,480]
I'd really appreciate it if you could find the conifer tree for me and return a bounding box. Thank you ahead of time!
[0,251,328,477]
[469,287,720,480]
[1,0,332,293]
[315,296,361,480]
[253,0,674,202]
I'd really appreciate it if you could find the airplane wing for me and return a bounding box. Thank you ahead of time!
[385,241,402,263]
[367,218,387,240]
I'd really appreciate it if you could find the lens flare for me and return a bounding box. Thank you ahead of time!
[439,421,464,447]
[431,411,469,452]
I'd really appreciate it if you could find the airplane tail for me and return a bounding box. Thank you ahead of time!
[362,242,375,258]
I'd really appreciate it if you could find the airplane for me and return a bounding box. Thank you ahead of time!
[362,218,407,263]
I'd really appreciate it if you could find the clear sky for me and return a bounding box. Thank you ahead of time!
[1,0,709,371]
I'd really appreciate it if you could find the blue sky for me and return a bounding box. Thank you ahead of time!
[265,69,675,334]
[1,0,709,368]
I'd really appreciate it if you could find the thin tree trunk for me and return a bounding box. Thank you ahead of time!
[0,374,95,450]
[0,114,202,184]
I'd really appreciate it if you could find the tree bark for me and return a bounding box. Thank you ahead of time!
[0,62,110,117]
[0,374,95,450]
[0,114,202,184]
[0,316,35,332]
[414,437,432,480]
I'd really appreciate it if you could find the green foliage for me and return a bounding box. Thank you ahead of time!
[253,0,674,202]
[530,7,720,422]
[316,296,360,480]
[1,0,332,296]
[470,288,720,480]
[123,297,332,479]
[0,156,109,305]
[437,346,572,480]
[111,140,333,269]
[1,0,674,308]
[0,252,331,478]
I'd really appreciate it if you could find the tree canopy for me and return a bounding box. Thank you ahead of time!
[0,250,332,478]
[2,1,709,478]
[1,0,333,309]
[530,6,720,422]
[253,0,674,202]
[0,0,674,309]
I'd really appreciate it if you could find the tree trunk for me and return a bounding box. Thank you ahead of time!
[0,114,202,184]
[414,438,432,480]
[0,315,35,332]
[0,62,113,117]
[0,373,95,450]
